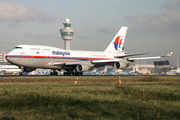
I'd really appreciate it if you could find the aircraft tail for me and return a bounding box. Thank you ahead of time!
[104,26,128,52]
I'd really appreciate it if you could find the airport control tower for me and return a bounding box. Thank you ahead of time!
[60,18,74,50]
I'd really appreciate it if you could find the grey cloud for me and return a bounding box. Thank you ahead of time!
[126,11,180,35]
[7,23,23,28]
[164,0,180,11]
[97,27,117,33]
[33,11,60,23]
[76,35,92,40]
[34,34,51,38]
[24,33,33,37]
[0,1,60,23]
[24,33,59,39]
[114,5,123,11]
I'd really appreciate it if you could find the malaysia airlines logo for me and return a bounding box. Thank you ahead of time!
[113,36,123,50]
[20,52,25,55]
[52,51,70,56]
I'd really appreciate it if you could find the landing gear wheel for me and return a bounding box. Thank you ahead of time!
[74,72,83,76]
[63,72,68,76]
[50,71,58,76]
[50,72,53,76]
[55,72,58,76]
[80,72,83,76]
[19,72,23,76]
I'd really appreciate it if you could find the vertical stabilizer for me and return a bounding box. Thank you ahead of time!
[104,26,128,52]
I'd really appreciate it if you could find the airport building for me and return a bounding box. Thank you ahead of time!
[0,52,21,75]
[0,54,2,63]
[0,62,21,74]
[84,60,172,75]
[0,52,7,63]
[121,60,171,75]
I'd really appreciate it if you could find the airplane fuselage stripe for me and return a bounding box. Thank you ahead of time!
[6,55,111,61]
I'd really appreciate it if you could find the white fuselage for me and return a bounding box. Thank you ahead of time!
[6,45,123,69]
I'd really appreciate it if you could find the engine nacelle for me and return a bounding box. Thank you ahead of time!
[76,64,90,72]
[24,67,36,72]
[114,62,128,69]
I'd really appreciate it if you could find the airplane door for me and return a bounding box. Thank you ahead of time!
[29,48,41,62]
[30,51,36,61]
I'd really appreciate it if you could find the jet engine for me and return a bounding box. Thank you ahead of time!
[23,67,36,72]
[114,61,128,69]
[76,64,90,72]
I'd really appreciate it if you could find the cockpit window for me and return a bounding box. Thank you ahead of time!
[14,47,22,49]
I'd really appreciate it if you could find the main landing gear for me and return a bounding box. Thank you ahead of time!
[50,69,83,76]
[19,72,24,76]
[50,69,58,76]
[63,71,83,76]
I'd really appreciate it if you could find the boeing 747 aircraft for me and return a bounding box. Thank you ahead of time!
[5,27,173,76]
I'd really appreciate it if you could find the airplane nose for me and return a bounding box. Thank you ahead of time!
[5,53,21,66]
[5,54,11,62]
[5,52,15,64]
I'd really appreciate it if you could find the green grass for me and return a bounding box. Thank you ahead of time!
[0,76,179,119]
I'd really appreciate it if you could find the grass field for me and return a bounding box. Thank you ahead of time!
[0,76,179,120]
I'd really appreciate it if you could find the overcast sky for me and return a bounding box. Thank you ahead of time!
[0,0,180,67]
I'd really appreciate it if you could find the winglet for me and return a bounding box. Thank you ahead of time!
[166,52,173,57]
[162,52,173,57]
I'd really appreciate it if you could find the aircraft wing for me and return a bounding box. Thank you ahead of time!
[92,59,122,63]
[53,61,89,66]
[52,52,173,67]
[53,59,123,66]
[128,52,173,60]
[92,52,173,63]
[114,53,147,58]
[92,53,147,64]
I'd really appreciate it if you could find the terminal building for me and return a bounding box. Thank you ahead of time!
[0,52,21,74]
[0,53,7,63]
[121,60,171,75]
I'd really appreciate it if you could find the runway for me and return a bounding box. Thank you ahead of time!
[1,75,180,77]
